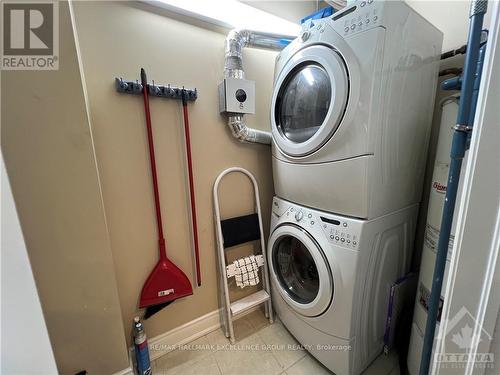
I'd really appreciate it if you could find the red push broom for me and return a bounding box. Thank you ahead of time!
[138,68,193,319]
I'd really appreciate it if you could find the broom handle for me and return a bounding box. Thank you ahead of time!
[181,92,201,286]
[141,68,167,260]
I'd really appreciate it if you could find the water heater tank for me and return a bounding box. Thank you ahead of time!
[407,94,469,374]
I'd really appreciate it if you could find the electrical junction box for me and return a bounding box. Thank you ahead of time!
[218,78,255,114]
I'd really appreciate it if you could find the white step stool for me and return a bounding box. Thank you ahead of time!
[213,167,273,344]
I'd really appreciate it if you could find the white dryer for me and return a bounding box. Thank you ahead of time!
[271,0,443,219]
[268,197,418,374]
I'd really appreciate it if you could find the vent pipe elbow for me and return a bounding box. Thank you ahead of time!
[228,115,272,145]
[224,29,248,79]
[224,29,294,78]
[222,29,294,145]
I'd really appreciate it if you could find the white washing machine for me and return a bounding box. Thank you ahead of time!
[268,197,418,374]
[271,0,443,219]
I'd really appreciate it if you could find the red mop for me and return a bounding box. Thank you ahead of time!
[138,68,193,318]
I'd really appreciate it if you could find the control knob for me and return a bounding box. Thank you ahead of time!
[295,210,304,222]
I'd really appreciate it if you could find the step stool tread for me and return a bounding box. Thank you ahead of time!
[230,289,270,316]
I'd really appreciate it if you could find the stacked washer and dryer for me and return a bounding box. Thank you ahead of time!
[266,1,443,374]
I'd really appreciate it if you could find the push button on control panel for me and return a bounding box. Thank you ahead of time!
[327,231,358,249]
[338,0,377,36]
[320,216,359,249]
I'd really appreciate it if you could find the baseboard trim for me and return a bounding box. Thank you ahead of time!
[120,305,261,374]
[147,309,222,360]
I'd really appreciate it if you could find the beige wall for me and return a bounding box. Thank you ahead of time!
[71,1,279,347]
[1,2,129,374]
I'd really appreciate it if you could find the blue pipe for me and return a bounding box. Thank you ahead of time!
[419,1,487,374]
[467,42,487,129]
[441,76,462,91]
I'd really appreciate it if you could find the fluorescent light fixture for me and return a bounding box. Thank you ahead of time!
[143,0,301,36]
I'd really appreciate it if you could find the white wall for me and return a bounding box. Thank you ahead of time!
[406,0,492,52]
[240,0,318,23]
[1,155,58,374]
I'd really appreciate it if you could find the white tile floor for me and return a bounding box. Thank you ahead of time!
[152,310,400,375]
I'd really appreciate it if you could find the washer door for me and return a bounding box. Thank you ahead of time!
[268,224,333,317]
[272,45,348,157]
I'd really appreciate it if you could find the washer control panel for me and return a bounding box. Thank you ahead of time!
[285,207,318,227]
[272,199,289,217]
[272,200,320,227]
[320,218,359,250]
[272,198,361,250]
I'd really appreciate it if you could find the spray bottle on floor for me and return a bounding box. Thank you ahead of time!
[133,317,152,375]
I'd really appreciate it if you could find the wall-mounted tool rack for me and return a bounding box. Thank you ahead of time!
[114,77,198,101]
[114,72,201,289]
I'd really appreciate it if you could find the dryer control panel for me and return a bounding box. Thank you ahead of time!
[296,0,383,48]
[329,0,382,38]
[272,197,362,250]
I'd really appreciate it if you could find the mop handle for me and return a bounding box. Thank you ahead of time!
[141,68,167,259]
[182,91,201,287]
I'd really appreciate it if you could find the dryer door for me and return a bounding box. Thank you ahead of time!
[272,45,348,157]
[268,224,333,317]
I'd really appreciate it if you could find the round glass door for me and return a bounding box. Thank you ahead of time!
[276,64,331,143]
[271,45,348,157]
[273,235,320,304]
[268,225,333,317]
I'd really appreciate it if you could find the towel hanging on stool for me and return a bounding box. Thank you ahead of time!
[226,255,264,288]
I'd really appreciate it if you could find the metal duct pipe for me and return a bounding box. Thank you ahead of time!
[228,114,275,144]
[223,29,294,145]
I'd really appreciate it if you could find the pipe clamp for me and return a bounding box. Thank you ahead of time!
[454,124,473,132]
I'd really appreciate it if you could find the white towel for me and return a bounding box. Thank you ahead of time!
[232,255,260,288]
